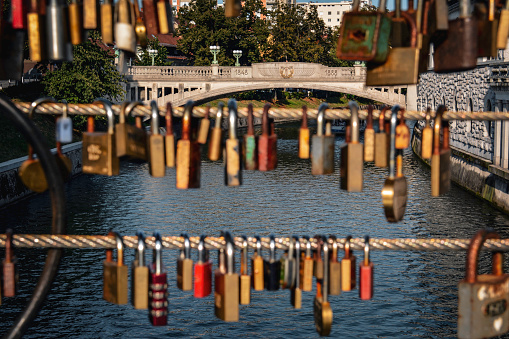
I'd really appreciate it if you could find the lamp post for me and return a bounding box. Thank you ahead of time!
[233,50,242,66]
[210,45,220,65]
[147,49,158,66]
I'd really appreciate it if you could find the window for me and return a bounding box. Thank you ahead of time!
[319,12,323,15]
[337,11,340,14]
[337,18,340,21]
[328,11,331,14]
[328,18,331,22]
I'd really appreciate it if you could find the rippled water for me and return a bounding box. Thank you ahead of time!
[1,122,509,338]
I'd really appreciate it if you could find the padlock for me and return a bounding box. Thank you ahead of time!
[214,231,239,322]
[68,0,83,45]
[149,232,168,326]
[290,236,302,309]
[177,233,193,291]
[366,10,419,85]
[299,106,310,159]
[27,0,47,62]
[390,0,410,48]
[458,229,509,339]
[194,235,212,298]
[395,110,410,150]
[176,101,201,189]
[83,0,99,29]
[340,101,363,192]
[381,105,408,222]
[328,235,341,296]
[143,0,159,36]
[433,0,477,72]
[428,0,449,35]
[417,0,431,74]
[103,231,128,304]
[359,236,374,300]
[114,0,136,53]
[54,101,72,181]
[269,118,277,169]
[225,0,241,17]
[56,102,73,144]
[157,0,174,34]
[364,105,375,162]
[280,235,296,289]
[497,0,509,49]
[132,231,149,309]
[133,0,148,48]
[197,105,210,144]
[101,0,114,45]
[239,235,251,305]
[421,107,433,159]
[314,235,324,280]
[375,106,390,168]
[46,0,73,61]
[19,98,55,192]
[258,104,277,171]
[475,0,498,58]
[116,101,148,160]
[341,236,357,291]
[165,103,176,168]
[313,236,333,337]
[148,101,165,177]
[243,104,258,170]
[225,98,242,186]
[336,0,391,63]
[208,102,224,161]
[300,236,314,292]
[312,103,334,175]
[11,0,27,29]
[431,105,451,197]
[3,229,18,297]
[82,99,119,176]
[251,235,264,291]
[264,235,281,291]
[214,235,226,318]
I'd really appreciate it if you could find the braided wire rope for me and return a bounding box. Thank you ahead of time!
[2,234,509,252]
[13,102,509,121]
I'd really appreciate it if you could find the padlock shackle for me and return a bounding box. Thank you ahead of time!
[241,235,248,275]
[254,235,262,255]
[316,103,329,137]
[262,103,271,136]
[29,97,56,120]
[150,101,160,135]
[166,102,174,135]
[322,236,329,303]
[93,99,115,135]
[465,229,503,283]
[349,101,360,143]
[269,234,276,262]
[399,11,418,48]
[425,107,431,127]
[247,104,255,136]
[305,236,312,257]
[218,232,226,273]
[224,231,235,274]
[379,106,389,132]
[329,235,338,261]
[135,231,145,267]
[363,235,370,266]
[61,100,68,119]
[352,0,360,11]
[125,100,143,120]
[301,106,308,129]
[227,98,237,140]
[113,231,124,266]
[106,230,114,262]
[389,105,399,178]
[433,105,447,155]
[5,228,13,263]
[214,102,224,129]
[197,234,208,263]
[182,100,195,141]
[154,232,163,274]
[181,233,191,259]
[292,235,300,288]
[119,102,128,124]
[287,236,295,259]
[344,235,352,258]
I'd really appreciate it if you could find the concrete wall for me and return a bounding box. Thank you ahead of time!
[0,142,82,207]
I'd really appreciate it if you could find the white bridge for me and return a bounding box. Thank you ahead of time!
[125,62,408,107]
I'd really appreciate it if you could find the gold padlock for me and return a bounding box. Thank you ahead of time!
[431,105,451,197]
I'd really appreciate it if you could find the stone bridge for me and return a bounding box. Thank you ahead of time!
[124,62,408,107]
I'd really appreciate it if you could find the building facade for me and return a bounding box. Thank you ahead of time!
[298,0,371,28]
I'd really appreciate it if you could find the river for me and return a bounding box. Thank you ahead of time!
[1,122,509,338]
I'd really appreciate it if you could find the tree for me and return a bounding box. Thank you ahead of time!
[135,37,170,66]
[41,33,125,104]
[177,0,270,65]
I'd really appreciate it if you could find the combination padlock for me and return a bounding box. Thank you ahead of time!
[149,233,168,326]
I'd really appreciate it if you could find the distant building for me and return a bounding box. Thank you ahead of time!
[298,0,371,28]
[265,0,297,11]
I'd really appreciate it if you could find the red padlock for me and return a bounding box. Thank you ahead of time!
[11,0,27,29]
[258,104,277,171]
[194,235,212,298]
[359,236,374,300]
[149,233,168,326]
[3,229,18,297]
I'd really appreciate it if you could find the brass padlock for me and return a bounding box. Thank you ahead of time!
[458,229,509,339]
[299,106,310,159]
[28,0,46,62]
[116,101,148,161]
[157,0,174,34]
[132,231,149,309]
[313,236,333,336]
[225,99,242,186]
[165,103,176,168]
[208,102,224,161]
[83,0,99,29]
[82,99,119,176]
[433,0,478,73]
[214,231,239,322]
[475,0,498,58]
[243,104,257,170]
[312,103,334,175]
[336,0,391,63]
[381,105,408,222]
[177,233,193,291]
[239,236,251,305]
[340,101,363,192]
[68,0,83,45]
[301,236,314,292]
[101,0,114,45]
[290,236,302,309]
[133,0,148,48]
[431,105,451,197]
[364,105,375,162]
[224,0,241,17]
[103,231,128,304]
[341,236,356,292]
[143,0,160,36]
[176,101,201,189]
[328,235,341,296]
[314,235,324,280]
[395,110,410,150]
[497,0,509,49]
[148,101,165,177]
[366,11,419,86]
[197,105,210,145]
[421,107,433,159]
[114,0,136,53]
[251,235,264,291]
[375,106,390,168]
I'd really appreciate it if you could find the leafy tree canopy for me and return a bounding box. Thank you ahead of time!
[135,37,171,66]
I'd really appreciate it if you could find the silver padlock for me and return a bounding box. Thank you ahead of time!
[458,229,509,339]
[56,101,73,144]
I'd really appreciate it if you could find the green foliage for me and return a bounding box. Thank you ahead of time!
[135,37,171,66]
[41,34,125,104]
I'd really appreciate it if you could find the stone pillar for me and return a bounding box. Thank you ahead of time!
[212,64,219,77]
[152,83,158,101]
[406,85,418,110]
[494,104,501,166]
[354,63,362,77]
